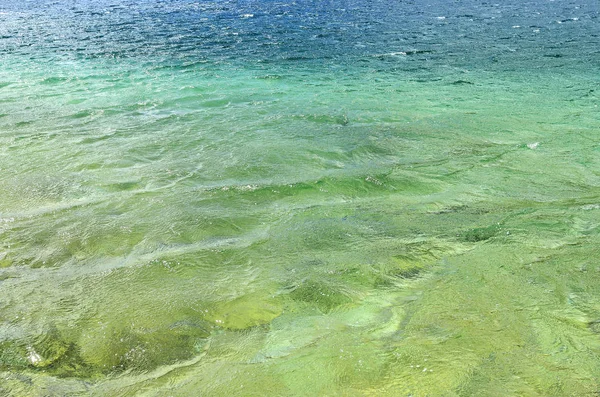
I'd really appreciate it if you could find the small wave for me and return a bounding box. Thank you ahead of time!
[40,76,69,85]
[291,113,349,126]
[373,52,407,57]
[282,56,315,61]
[580,204,600,211]
[373,50,433,58]
[256,74,283,80]
[450,80,474,85]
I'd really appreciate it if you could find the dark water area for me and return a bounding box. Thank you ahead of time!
[1,0,598,73]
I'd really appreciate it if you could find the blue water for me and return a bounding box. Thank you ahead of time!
[2,0,598,70]
[1,1,600,395]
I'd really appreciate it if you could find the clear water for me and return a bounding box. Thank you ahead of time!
[1,0,599,395]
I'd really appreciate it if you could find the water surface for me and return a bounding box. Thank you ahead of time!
[1,0,600,395]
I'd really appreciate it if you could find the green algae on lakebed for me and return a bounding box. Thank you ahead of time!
[2,0,600,394]
[2,72,600,394]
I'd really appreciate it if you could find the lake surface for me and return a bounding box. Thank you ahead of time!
[1,0,600,395]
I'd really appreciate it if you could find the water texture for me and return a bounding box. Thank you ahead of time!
[1,0,600,395]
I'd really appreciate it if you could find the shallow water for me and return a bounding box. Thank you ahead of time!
[1,0,600,395]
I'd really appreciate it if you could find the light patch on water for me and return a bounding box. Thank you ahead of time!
[26,347,43,366]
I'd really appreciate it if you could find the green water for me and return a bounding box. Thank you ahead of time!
[2,0,600,394]
[2,62,600,395]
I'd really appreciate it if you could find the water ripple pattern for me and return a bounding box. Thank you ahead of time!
[0,0,599,395]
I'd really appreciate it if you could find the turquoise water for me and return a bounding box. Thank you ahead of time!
[1,0,600,395]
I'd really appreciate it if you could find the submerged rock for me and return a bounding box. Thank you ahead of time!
[204,293,283,330]
[78,319,211,375]
[289,279,352,313]
[463,224,500,242]
[0,327,95,378]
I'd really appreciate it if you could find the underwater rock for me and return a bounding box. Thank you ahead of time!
[204,293,283,330]
[0,341,29,370]
[388,255,426,279]
[371,239,469,286]
[372,256,427,287]
[289,279,352,313]
[0,252,11,268]
[5,327,95,378]
[588,320,600,334]
[462,224,500,242]
[79,319,210,375]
